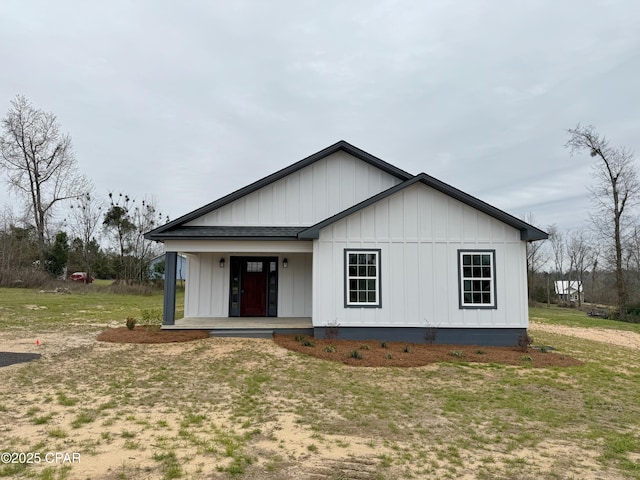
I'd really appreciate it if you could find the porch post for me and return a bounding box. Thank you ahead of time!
[163,251,177,325]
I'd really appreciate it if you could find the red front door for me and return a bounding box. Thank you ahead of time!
[240,268,267,316]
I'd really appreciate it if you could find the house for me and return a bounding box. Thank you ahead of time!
[145,141,547,346]
[554,281,584,304]
[148,253,187,281]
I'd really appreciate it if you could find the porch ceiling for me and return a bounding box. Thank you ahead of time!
[164,239,313,253]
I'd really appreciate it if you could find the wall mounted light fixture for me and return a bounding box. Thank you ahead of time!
[219,258,225,268]
[282,258,288,268]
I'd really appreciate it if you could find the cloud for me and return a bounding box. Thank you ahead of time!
[0,0,638,237]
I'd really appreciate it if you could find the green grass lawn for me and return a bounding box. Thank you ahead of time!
[530,304,640,333]
[1,293,639,479]
[0,285,184,330]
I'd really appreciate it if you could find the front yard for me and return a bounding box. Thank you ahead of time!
[1,288,639,479]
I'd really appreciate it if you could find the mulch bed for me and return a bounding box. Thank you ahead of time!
[95,327,583,368]
[273,334,584,368]
[97,326,209,344]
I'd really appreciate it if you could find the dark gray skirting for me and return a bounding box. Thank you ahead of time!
[313,327,527,347]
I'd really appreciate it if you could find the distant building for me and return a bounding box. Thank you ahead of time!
[554,281,583,303]
[149,254,187,281]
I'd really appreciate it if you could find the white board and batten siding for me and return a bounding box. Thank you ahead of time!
[184,151,403,227]
[183,252,312,319]
[313,183,528,329]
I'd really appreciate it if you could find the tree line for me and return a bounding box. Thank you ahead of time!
[1,96,639,318]
[0,95,166,286]
[527,125,640,320]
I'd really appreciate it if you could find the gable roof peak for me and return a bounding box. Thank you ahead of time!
[145,141,412,239]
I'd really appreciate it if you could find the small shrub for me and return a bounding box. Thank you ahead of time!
[380,340,388,348]
[324,345,336,353]
[126,317,137,330]
[402,345,412,353]
[424,320,439,344]
[385,353,393,360]
[294,334,305,342]
[517,333,533,352]
[539,346,549,353]
[625,303,640,317]
[448,350,465,358]
[360,344,370,350]
[301,339,315,347]
[324,319,341,340]
[0,267,52,288]
[521,355,532,362]
[348,350,362,359]
[475,349,486,355]
[141,308,163,325]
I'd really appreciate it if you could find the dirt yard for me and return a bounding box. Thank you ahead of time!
[530,320,640,350]
[0,323,638,479]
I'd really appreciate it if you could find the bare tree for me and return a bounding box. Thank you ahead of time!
[103,193,136,281]
[0,207,38,281]
[0,95,89,265]
[566,228,590,306]
[128,196,167,283]
[548,225,565,302]
[103,193,166,283]
[66,189,103,281]
[625,226,640,304]
[587,242,601,304]
[566,125,640,315]
[525,213,547,301]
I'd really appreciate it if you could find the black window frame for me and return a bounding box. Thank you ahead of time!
[458,250,497,309]
[344,249,382,308]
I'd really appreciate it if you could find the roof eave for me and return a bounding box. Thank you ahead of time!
[147,235,307,242]
[299,174,549,241]
[520,229,548,242]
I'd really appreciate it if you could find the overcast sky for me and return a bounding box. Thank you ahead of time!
[1,0,639,236]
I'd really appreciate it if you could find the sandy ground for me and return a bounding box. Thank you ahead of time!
[0,324,635,479]
[530,321,640,350]
[5,321,639,359]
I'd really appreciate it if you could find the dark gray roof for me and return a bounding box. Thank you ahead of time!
[145,140,412,240]
[145,141,547,243]
[146,226,308,241]
[298,174,548,241]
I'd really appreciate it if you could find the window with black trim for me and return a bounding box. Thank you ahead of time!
[345,250,381,307]
[459,250,496,308]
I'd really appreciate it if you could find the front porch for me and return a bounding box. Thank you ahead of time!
[162,317,313,338]
[161,242,313,326]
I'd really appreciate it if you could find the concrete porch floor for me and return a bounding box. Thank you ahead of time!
[161,317,312,330]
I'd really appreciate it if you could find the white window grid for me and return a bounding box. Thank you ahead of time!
[460,251,495,307]
[346,251,380,306]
